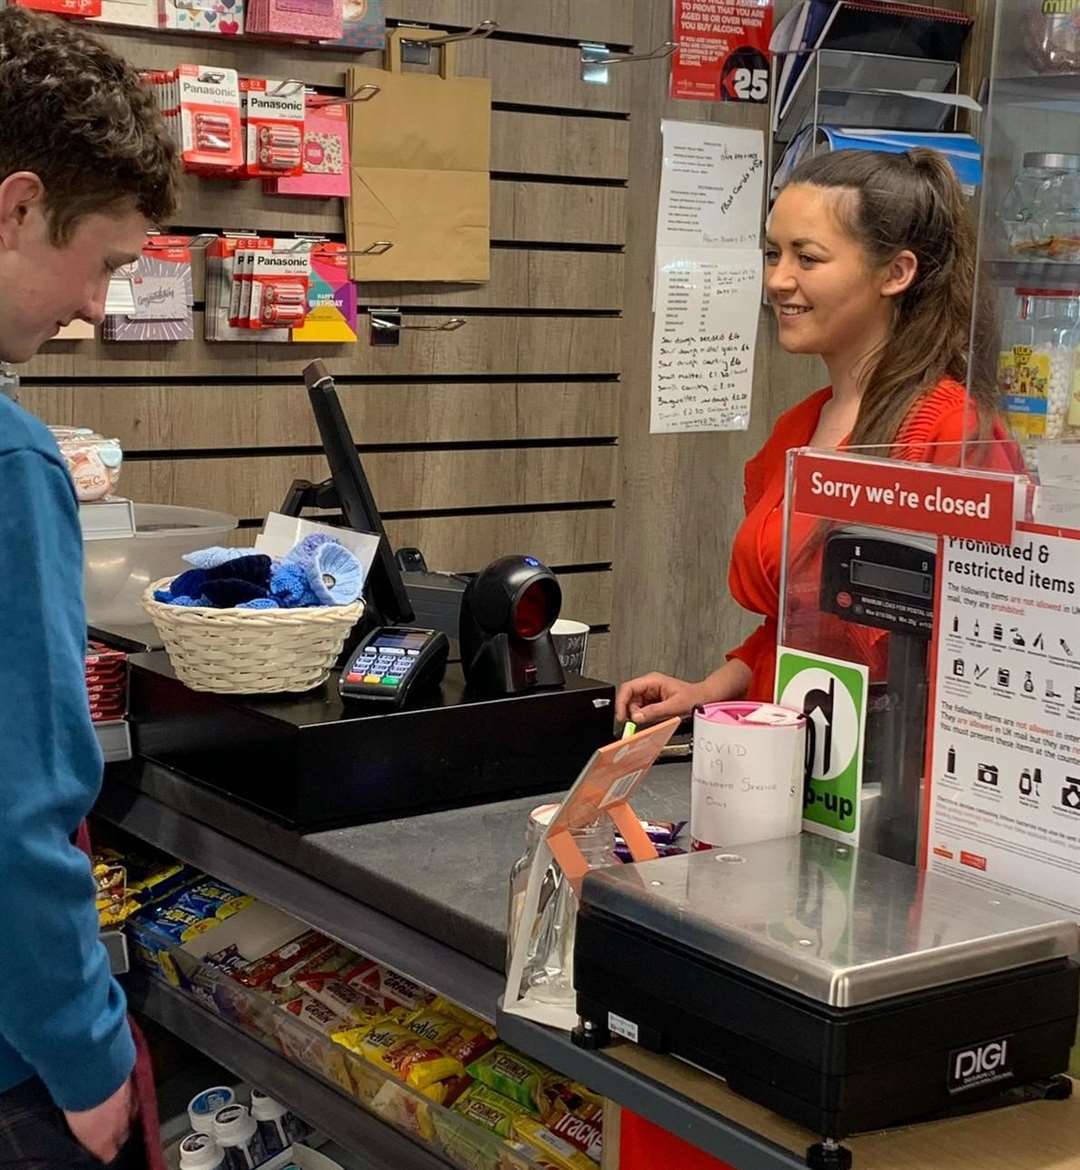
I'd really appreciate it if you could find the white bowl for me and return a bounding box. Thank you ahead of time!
[84,503,238,627]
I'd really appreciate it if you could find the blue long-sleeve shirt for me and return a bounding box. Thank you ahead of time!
[0,395,134,1110]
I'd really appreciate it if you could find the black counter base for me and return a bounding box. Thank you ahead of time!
[129,653,615,829]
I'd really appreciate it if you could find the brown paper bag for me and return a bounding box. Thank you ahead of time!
[346,30,491,282]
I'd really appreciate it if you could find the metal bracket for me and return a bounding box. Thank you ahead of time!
[580,40,677,85]
[398,19,497,65]
[368,309,466,345]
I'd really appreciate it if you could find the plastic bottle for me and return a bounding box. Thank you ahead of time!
[188,1087,235,1136]
[249,1089,309,1155]
[212,1104,267,1170]
[178,1132,226,1170]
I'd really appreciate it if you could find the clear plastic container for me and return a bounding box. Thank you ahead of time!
[1001,153,1080,260]
[998,288,1080,440]
[506,811,617,1009]
[83,503,237,627]
[1023,1,1080,73]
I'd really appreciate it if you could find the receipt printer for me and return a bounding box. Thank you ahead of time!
[574,836,1078,1150]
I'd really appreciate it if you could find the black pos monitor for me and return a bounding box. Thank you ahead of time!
[279,358,414,639]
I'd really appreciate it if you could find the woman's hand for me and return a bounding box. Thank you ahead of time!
[615,673,704,726]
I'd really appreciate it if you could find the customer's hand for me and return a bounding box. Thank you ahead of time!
[64,1076,135,1164]
[616,673,704,726]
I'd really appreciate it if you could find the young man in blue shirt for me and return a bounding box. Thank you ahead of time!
[0,9,177,1165]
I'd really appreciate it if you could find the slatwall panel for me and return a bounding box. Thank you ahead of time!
[17,3,631,681]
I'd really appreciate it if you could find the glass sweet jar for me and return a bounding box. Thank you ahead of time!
[1001,153,1080,261]
[1023,0,1080,73]
[506,805,617,1008]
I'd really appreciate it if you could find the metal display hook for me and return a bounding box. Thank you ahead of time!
[398,19,498,65]
[580,40,678,85]
[370,314,466,332]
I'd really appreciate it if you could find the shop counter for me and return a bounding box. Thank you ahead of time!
[99,761,1080,1170]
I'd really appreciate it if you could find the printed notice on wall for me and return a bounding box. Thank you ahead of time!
[926,530,1080,917]
[650,248,760,433]
[658,120,765,251]
[669,0,772,102]
[671,0,773,103]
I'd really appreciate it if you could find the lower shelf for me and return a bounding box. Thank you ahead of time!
[128,974,452,1170]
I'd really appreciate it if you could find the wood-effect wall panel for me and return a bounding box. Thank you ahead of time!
[25,315,619,379]
[382,509,613,572]
[548,573,613,628]
[92,28,629,112]
[122,446,616,517]
[490,182,626,246]
[175,175,626,245]
[253,316,621,378]
[388,0,633,45]
[19,382,619,449]
[491,111,629,181]
[360,249,624,311]
[583,632,610,682]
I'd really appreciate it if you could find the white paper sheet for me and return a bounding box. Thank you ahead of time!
[650,248,761,434]
[255,511,380,581]
[658,120,765,251]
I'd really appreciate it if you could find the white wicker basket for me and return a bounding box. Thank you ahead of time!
[143,576,363,694]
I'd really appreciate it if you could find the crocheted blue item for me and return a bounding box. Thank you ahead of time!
[284,533,335,568]
[168,568,208,599]
[237,597,280,610]
[202,578,268,607]
[270,562,320,608]
[182,546,240,569]
[204,554,271,589]
[170,595,208,607]
[308,541,363,605]
[153,589,172,603]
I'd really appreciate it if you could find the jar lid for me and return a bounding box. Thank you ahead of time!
[178,1132,224,1170]
[529,803,559,827]
[188,1087,235,1135]
[249,1091,287,1122]
[213,1104,256,1145]
[1015,287,1080,297]
[1022,152,1080,170]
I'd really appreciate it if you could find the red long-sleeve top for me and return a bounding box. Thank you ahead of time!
[726,379,1020,702]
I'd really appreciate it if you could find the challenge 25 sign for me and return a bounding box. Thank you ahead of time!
[672,0,774,103]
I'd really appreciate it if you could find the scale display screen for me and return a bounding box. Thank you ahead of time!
[850,559,933,599]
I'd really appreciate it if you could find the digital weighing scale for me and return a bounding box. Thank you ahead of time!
[574,836,1078,1168]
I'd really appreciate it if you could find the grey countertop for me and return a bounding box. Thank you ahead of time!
[103,757,693,975]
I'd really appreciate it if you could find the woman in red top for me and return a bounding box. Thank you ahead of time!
[617,147,1014,724]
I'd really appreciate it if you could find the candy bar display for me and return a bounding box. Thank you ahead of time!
[85,640,128,724]
[122,849,603,1170]
[102,236,195,342]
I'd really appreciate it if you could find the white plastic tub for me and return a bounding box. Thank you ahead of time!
[84,503,238,627]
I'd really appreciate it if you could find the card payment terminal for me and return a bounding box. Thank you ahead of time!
[339,627,449,707]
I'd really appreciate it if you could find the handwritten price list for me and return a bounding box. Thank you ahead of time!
[650,248,760,433]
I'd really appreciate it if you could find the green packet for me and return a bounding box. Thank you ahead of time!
[466,1045,551,1114]
[452,1082,532,1137]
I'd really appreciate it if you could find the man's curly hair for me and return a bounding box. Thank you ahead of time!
[0,7,177,242]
